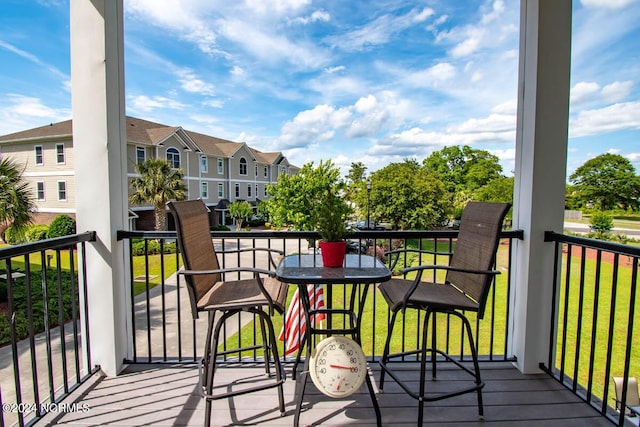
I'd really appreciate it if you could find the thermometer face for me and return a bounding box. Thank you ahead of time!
[309,336,367,398]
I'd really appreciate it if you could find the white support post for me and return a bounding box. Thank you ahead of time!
[70,0,130,376]
[511,0,572,373]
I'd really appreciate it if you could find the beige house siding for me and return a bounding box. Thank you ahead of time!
[0,116,298,229]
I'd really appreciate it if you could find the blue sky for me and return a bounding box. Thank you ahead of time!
[1,0,639,179]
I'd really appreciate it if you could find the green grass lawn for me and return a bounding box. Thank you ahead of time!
[1,247,177,297]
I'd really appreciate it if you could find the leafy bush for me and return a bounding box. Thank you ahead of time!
[0,267,78,346]
[25,224,49,242]
[4,226,26,245]
[46,215,76,239]
[211,225,231,231]
[589,212,613,233]
[130,239,177,256]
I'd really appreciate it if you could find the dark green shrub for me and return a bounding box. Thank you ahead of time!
[46,215,76,239]
[211,225,231,231]
[25,224,49,242]
[0,267,78,346]
[131,240,177,256]
[589,212,613,233]
[4,226,27,245]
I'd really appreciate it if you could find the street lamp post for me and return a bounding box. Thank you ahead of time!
[366,179,372,229]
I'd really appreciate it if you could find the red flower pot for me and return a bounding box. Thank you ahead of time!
[319,240,347,268]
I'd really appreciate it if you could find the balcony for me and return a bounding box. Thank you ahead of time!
[1,229,637,426]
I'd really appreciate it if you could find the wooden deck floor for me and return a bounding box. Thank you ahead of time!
[39,361,614,426]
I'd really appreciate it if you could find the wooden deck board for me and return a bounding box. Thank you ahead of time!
[39,362,614,426]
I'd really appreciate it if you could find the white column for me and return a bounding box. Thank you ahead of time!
[511,0,572,373]
[70,0,129,376]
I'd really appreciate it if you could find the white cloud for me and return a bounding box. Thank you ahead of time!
[450,28,483,57]
[176,69,215,95]
[275,92,411,148]
[482,1,506,24]
[219,19,329,69]
[326,8,435,52]
[276,104,352,149]
[126,0,219,55]
[570,101,640,137]
[452,113,515,134]
[602,81,633,103]
[202,99,224,108]
[0,94,69,135]
[570,81,601,104]
[580,0,638,9]
[490,147,515,162]
[324,65,345,74]
[289,9,330,25]
[230,66,246,79]
[491,100,517,115]
[404,62,456,88]
[129,95,186,112]
[245,0,311,15]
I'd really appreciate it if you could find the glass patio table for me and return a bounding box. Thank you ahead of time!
[275,253,391,427]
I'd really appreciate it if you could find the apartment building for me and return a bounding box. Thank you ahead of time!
[0,116,298,229]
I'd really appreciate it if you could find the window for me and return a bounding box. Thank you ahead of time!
[255,164,258,177]
[36,182,45,201]
[264,186,268,197]
[264,166,268,178]
[136,146,145,165]
[235,183,240,198]
[166,148,180,168]
[201,182,209,199]
[58,181,67,201]
[35,146,43,165]
[247,184,252,198]
[217,158,224,174]
[255,184,259,197]
[218,183,224,198]
[200,156,208,173]
[56,143,65,164]
[239,157,247,175]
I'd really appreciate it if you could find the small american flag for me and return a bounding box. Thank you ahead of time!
[278,284,325,356]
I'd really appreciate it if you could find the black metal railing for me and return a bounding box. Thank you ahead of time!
[542,231,640,426]
[0,232,98,427]
[118,229,523,365]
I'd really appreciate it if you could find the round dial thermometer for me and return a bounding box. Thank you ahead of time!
[309,336,367,398]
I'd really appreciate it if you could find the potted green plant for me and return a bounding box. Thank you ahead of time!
[313,188,351,267]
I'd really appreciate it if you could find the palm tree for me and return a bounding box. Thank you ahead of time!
[129,159,187,231]
[0,155,36,242]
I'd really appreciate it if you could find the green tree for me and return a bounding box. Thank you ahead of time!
[228,200,253,230]
[569,153,640,211]
[0,156,36,242]
[344,162,370,222]
[129,159,187,231]
[370,159,450,230]
[265,160,349,232]
[474,176,514,204]
[423,145,503,193]
[345,162,367,185]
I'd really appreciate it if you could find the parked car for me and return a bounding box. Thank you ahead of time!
[355,220,389,230]
[346,239,368,254]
